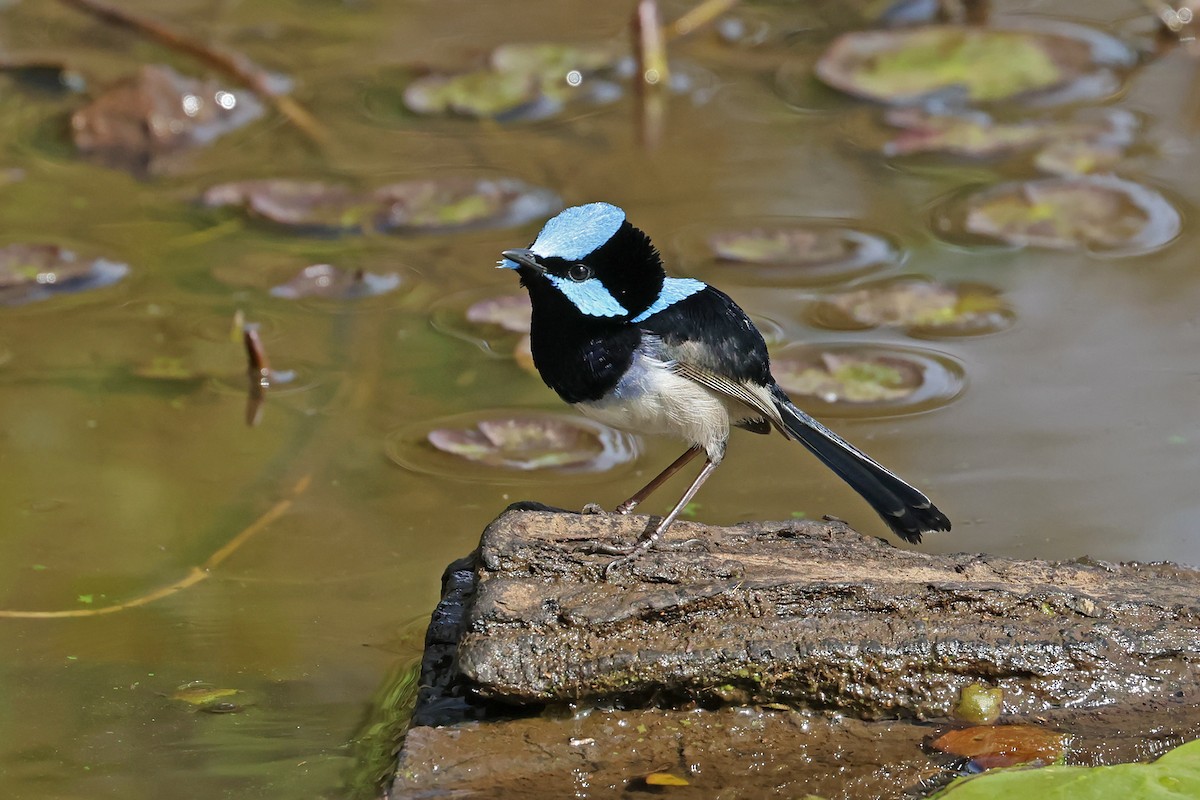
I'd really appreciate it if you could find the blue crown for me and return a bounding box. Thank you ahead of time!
[530,203,625,261]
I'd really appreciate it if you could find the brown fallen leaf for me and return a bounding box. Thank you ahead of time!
[931,724,1071,769]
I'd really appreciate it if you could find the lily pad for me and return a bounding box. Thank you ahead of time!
[465,293,532,333]
[776,352,923,404]
[773,344,965,416]
[931,737,1200,799]
[698,223,899,286]
[269,263,401,300]
[815,25,1131,106]
[427,416,609,471]
[931,724,1071,769]
[946,175,1181,254]
[388,411,637,479]
[877,107,1137,173]
[404,42,622,121]
[810,278,1012,336]
[71,64,263,174]
[202,177,560,235]
[0,243,128,306]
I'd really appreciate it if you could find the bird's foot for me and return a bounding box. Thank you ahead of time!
[580,503,607,515]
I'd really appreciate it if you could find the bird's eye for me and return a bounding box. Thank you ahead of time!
[567,263,592,282]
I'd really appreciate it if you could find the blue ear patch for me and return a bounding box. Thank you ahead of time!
[531,203,625,261]
[630,277,706,323]
[546,275,629,318]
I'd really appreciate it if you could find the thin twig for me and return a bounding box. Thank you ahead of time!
[243,323,270,426]
[56,0,328,147]
[0,475,312,619]
[632,0,668,149]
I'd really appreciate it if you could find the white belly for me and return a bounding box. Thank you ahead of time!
[574,353,734,462]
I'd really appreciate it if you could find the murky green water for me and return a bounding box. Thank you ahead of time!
[1,1,1198,797]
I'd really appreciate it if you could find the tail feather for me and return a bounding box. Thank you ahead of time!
[770,385,950,543]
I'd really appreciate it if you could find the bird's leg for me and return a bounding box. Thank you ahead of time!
[604,457,719,578]
[614,446,703,514]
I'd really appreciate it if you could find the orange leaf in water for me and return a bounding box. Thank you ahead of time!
[931,724,1071,769]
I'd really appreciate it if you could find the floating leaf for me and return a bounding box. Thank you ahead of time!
[710,228,858,265]
[812,279,1012,335]
[269,263,401,300]
[465,294,532,333]
[170,686,241,706]
[427,416,608,470]
[931,738,1200,799]
[775,352,923,404]
[71,65,263,174]
[815,26,1130,105]
[404,42,621,121]
[0,243,128,306]
[878,107,1137,172]
[203,177,559,235]
[953,684,1004,725]
[132,357,201,381]
[931,724,1071,769]
[404,71,547,119]
[957,176,1180,254]
[644,772,690,786]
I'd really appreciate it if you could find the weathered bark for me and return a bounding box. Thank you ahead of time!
[459,507,1200,717]
[391,505,1200,799]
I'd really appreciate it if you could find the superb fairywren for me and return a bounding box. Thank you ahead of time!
[500,203,950,571]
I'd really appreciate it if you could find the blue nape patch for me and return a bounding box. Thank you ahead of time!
[531,203,625,261]
[631,278,706,322]
[546,275,629,318]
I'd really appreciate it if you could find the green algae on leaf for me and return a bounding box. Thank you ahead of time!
[269,263,401,300]
[953,683,1004,725]
[932,724,1070,769]
[772,344,965,416]
[877,107,1137,173]
[404,42,621,121]
[931,738,1200,799]
[811,279,1012,336]
[202,177,560,235]
[815,26,1130,105]
[0,243,128,306]
[953,176,1181,254]
[427,416,610,471]
[776,352,921,403]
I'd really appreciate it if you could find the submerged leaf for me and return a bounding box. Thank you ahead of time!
[0,243,128,306]
[170,686,241,706]
[879,107,1137,172]
[465,294,532,333]
[815,26,1127,105]
[132,357,201,381]
[931,724,1070,769]
[644,772,690,786]
[960,176,1180,253]
[931,738,1200,798]
[203,177,559,235]
[269,263,401,300]
[71,65,263,174]
[710,228,852,265]
[813,279,1011,335]
[427,416,608,470]
[405,42,621,121]
[776,352,923,403]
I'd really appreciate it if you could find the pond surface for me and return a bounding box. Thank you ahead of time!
[0,0,1198,797]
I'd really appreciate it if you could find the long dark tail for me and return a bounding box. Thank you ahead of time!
[770,385,950,543]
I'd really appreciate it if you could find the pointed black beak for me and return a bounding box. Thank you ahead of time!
[500,248,543,272]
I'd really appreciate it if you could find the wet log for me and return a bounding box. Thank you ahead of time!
[391,504,1200,799]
